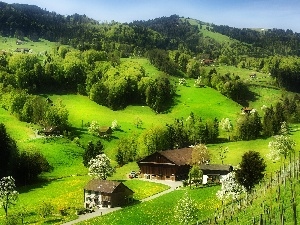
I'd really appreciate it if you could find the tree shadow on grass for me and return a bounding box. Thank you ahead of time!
[237,89,260,107]
[17,177,66,194]
[161,93,181,114]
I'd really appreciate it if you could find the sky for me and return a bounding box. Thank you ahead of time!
[2,0,300,32]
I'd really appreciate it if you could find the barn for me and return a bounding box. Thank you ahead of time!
[138,148,193,181]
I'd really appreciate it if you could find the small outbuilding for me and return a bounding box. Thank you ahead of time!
[98,126,113,137]
[84,180,134,209]
[200,164,233,184]
[42,126,60,136]
[241,107,253,114]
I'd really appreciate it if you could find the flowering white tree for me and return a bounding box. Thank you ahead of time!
[268,121,295,160]
[111,119,120,130]
[178,78,187,86]
[0,176,18,216]
[191,144,210,165]
[174,192,198,224]
[220,118,233,140]
[194,76,203,87]
[268,134,295,160]
[220,118,233,133]
[216,172,246,201]
[88,154,115,180]
[88,121,100,136]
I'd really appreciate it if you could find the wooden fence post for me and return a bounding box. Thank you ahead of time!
[260,214,263,225]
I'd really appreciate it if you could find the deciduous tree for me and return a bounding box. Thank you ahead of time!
[174,192,198,224]
[216,172,246,201]
[0,176,18,217]
[83,141,104,167]
[191,144,210,165]
[88,154,115,180]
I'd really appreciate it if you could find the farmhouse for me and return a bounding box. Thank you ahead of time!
[84,180,134,209]
[200,164,233,184]
[138,148,193,181]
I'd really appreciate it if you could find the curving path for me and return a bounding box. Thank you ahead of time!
[62,179,182,225]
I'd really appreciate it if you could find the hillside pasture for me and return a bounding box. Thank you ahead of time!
[0,36,58,56]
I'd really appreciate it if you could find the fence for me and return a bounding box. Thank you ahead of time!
[198,151,300,225]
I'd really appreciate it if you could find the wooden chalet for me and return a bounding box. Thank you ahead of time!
[84,180,134,209]
[200,164,233,184]
[138,148,193,181]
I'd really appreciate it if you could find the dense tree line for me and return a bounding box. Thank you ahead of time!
[0,49,175,113]
[212,25,300,56]
[0,88,69,131]
[88,60,175,112]
[0,123,52,186]
[115,112,219,165]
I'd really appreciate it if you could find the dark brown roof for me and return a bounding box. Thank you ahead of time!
[159,148,193,166]
[84,180,133,194]
[200,164,233,172]
[241,107,252,111]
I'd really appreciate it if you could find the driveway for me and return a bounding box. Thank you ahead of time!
[62,179,182,225]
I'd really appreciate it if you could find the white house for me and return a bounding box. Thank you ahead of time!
[200,164,233,184]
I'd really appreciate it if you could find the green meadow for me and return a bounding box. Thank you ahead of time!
[1,51,299,224]
[0,36,58,55]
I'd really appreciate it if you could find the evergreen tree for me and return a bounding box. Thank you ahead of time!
[235,151,266,192]
[262,106,275,137]
[0,124,19,178]
[83,141,104,167]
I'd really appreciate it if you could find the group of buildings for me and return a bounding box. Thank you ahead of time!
[84,147,232,209]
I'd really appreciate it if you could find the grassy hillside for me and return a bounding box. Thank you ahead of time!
[0,36,57,55]
[184,18,237,44]
[1,54,299,224]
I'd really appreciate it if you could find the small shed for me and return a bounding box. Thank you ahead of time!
[84,180,134,209]
[200,164,233,184]
[98,126,113,137]
[241,107,252,114]
[15,48,30,53]
[42,126,60,136]
[201,59,214,65]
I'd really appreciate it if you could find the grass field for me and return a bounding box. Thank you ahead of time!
[0,36,58,56]
[78,186,220,225]
[1,52,299,224]
[184,18,235,44]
